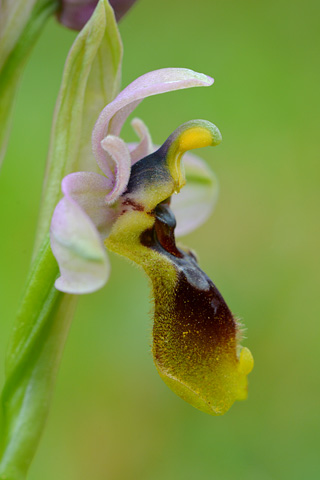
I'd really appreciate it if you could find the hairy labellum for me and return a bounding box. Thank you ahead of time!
[106,120,253,415]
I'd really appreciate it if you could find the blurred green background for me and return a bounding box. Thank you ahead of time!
[1,0,320,478]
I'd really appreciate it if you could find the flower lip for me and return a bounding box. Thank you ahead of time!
[106,122,252,415]
[144,204,253,415]
[108,189,253,415]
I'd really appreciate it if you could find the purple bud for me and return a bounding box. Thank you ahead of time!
[110,0,137,21]
[58,0,137,30]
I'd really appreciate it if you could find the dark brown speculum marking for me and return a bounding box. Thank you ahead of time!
[121,197,144,213]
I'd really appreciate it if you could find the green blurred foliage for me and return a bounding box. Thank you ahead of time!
[0,0,320,478]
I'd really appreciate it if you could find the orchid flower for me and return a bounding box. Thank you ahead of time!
[0,0,253,475]
[50,69,253,415]
[50,68,217,293]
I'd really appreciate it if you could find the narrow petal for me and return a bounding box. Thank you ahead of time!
[51,197,110,294]
[92,68,214,175]
[171,152,219,237]
[100,135,132,203]
[129,118,154,164]
[62,171,117,237]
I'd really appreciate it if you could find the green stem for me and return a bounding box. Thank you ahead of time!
[0,238,76,479]
[0,0,59,166]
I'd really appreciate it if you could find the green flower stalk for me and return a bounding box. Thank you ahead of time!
[0,240,76,479]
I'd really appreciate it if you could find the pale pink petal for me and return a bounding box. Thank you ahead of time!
[171,152,219,237]
[92,68,214,175]
[62,171,117,238]
[51,197,110,294]
[129,118,154,164]
[100,135,132,204]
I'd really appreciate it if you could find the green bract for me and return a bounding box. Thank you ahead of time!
[0,1,122,477]
[35,0,122,249]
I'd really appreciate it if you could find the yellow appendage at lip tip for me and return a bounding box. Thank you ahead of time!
[239,346,254,375]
